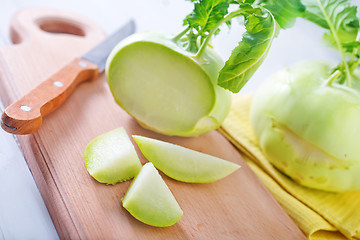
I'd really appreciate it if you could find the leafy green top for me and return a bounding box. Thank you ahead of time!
[217,6,277,93]
[177,0,360,92]
[300,0,360,87]
[254,0,305,29]
[176,0,305,93]
[185,0,230,44]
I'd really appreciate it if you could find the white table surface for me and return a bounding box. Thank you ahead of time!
[0,0,355,239]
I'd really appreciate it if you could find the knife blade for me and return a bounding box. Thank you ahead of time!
[1,20,135,135]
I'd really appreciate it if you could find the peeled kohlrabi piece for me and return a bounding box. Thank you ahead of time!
[84,127,142,184]
[105,32,231,137]
[133,135,240,183]
[122,162,183,227]
[250,61,360,192]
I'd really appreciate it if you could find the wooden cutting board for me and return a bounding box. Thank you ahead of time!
[0,8,305,239]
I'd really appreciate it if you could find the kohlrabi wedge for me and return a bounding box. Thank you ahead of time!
[84,128,142,184]
[122,162,183,227]
[105,1,303,137]
[133,135,240,183]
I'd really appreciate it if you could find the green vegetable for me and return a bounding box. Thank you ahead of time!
[106,32,230,137]
[122,162,183,227]
[133,135,240,183]
[84,128,142,184]
[250,0,360,192]
[106,0,304,137]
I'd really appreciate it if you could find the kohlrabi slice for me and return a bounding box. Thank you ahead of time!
[122,162,183,227]
[105,32,231,137]
[84,127,142,184]
[133,135,240,183]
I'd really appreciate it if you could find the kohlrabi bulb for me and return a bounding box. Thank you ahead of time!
[251,61,360,192]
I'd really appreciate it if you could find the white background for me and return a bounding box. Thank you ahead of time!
[0,0,357,239]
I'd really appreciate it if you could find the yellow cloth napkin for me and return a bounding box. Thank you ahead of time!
[219,94,360,240]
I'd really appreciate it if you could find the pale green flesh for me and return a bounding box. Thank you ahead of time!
[106,31,232,137]
[84,128,142,184]
[133,135,240,183]
[251,61,360,191]
[122,162,183,227]
[108,41,215,135]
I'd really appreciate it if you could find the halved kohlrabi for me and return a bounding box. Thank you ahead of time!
[105,32,231,137]
[122,162,183,227]
[84,127,142,184]
[133,135,240,183]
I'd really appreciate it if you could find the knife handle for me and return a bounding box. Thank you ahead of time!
[1,58,98,135]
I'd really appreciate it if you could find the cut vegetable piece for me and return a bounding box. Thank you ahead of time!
[84,127,142,184]
[105,32,231,137]
[133,135,240,183]
[122,162,183,227]
[104,0,306,136]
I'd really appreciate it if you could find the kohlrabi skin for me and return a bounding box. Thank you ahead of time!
[106,32,231,137]
[251,61,360,192]
[105,0,304,137]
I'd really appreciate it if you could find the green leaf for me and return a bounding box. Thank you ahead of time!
[185,0,230,40]
[254,0,305,29]
[342,40,360,53]
[186,30,199,53]
[242,0,255,4]
[217,7,277,93]
[301,0,359,45]
[301,0,360,85]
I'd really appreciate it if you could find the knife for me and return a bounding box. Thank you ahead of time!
[1,20,135,135]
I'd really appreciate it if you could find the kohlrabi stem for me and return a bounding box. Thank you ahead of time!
[349,31,360,68]
[350,58,360,72]
[172,26,190,43]
[194,9,243,61]
[316,0,352,86]
[325,70,342,86]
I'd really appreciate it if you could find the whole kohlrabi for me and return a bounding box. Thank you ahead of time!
[250,0,360,192]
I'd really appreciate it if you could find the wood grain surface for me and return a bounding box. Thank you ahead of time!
[0,8,305,239]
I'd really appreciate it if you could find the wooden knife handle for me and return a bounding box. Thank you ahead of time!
[1,58,98,135]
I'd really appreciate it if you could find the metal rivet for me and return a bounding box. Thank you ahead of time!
[53,81,63,87]
[20,105,31,111]
[78,61,87,67]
